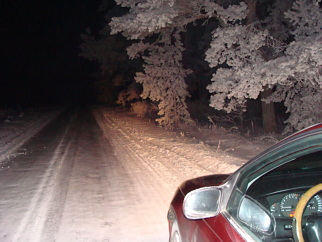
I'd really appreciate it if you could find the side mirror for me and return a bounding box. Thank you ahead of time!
[183,187,222,220]
[238,196,274,233]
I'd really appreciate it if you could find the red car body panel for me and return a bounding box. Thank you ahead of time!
[169,123,322,241]
[281,123,322,141]
[179,174,230,195]
[195,214,245,242]
[169,174,245,241]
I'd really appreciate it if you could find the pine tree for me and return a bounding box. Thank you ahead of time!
[109,0,205,128]
[83,0,321,132]
[268,0,322,132]
[133,29,193,128]
[206,0,321,133]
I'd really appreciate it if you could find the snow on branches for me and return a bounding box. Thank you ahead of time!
[100,0,322,132]
[133,29,194,128]
[205,2,264,115]
[285,0,322,39]
[206,0,322,132]
[269,0,322,132]
[267,0,322,132]
[110,0,205,39]
[203,1,247,24]
[109,0,210,128]
[206,24,268,112]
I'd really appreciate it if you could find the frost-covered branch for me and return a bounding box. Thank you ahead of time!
[133,29,194,128]
[206,0,322,132]
[206,23,268,112]
[110,0,205,39]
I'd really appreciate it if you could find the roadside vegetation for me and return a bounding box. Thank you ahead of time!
[80,0,322,135]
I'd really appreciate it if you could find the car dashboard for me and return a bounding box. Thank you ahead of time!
[264,189,322,218]
[247,170,322,240]
[252,170,322,216]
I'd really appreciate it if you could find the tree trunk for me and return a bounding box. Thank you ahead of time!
[245,0,257,24]
[246,0,277,134]
[261,87,276,133]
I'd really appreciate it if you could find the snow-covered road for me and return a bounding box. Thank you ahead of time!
[0,106,258,241]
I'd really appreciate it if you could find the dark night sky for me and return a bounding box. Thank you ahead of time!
[0,0,103,107]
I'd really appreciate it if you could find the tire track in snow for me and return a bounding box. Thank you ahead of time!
[12,111,77,242]
[93,109,177,192]
[92,109,171,241]
[93,108,237,189]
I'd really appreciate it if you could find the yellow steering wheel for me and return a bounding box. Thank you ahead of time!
[292,184,322,242]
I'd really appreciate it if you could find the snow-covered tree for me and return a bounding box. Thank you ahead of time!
[206,24,268,111]
[206,1,272,130]
[109,0,250,128]
[109,0,206,39]
[84,0,321,132]
[109,0,209,128]
[131,29,193,128]
[206,0,321,133]
[79,3,142,104]
[263,1,293,42]
[268,0,322,132]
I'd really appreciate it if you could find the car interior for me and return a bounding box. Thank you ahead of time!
[244,150,322,241]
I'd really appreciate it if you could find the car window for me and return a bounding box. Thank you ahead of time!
[236,134,322,194]
[266,151,322,175]
[227,150,322,241]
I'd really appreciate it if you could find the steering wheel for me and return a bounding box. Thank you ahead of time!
[292,184,322,242]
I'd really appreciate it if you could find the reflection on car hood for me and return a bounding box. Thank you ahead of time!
[179,174,231,196]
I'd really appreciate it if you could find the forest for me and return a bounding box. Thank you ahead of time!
[80,0,322,135]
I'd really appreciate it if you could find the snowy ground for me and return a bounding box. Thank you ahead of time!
[0,106,273,241]
[0,108,62,169]
[93,107,271,188]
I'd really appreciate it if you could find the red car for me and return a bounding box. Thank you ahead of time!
[168,123,322,242]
